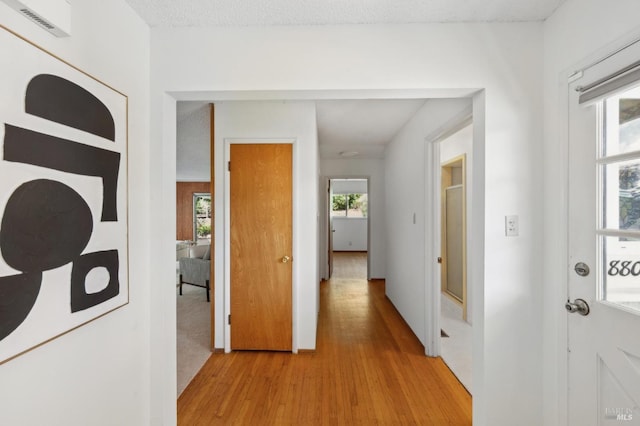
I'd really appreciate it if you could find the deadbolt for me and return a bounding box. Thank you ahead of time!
[565,298,590,316]
[574,262,590,277]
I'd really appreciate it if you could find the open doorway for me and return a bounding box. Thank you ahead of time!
[438,124,473,393]
[175,102,213,395]
[175,183,211,395]
[328,178,369,280]
[158,90,484,422]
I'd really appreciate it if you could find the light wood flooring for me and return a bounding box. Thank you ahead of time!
[331,251,367,279]
[178,252,471,425]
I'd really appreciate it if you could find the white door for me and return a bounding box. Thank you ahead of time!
[568,58,640,424]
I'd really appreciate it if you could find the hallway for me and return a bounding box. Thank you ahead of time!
[178,253,471,424]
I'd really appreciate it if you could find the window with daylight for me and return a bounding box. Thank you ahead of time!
[331,193,368,218]
[193,193,211,243]
[599,85,640,311]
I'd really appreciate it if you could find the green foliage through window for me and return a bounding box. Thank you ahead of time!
[195,195,212,239]
[331,193,367,217]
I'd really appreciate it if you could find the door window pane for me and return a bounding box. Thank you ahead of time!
[603,87,640,157]
[599,85,640,314]
[602,159,640,231]
[601,235,640,312]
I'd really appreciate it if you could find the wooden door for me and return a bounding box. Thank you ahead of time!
[230,143,292,351]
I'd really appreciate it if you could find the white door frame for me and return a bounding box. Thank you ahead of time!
[424,102,484,402]
[423,107,474,358]
[320,176,371,280]
[153,88,485,424]
[424,140,442,357]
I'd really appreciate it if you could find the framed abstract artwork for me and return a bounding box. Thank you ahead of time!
[0,26,129,364]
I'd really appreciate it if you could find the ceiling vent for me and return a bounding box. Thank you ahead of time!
[2,0,70,37]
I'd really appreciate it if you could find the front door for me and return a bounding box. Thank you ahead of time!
[567,66,640,424]
[230,143,292,351]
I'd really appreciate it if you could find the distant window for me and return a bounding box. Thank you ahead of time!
[193,193,211,242]
[331,193,367,218]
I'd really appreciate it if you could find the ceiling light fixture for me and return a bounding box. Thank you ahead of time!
[339,151,359,158]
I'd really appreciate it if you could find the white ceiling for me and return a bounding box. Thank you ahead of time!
[177,99,429,160]
[125,0,566,27]
[316,99,426,159]
[164,1,553,160]
[176,99,426,162]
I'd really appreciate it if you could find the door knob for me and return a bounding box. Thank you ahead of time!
[281,255,291,264]
[565,298,590,316]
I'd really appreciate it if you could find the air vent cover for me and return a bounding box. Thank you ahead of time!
[2,0,70,37]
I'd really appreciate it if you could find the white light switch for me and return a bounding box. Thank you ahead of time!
[505,215,519,237]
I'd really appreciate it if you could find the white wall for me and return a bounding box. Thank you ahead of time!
[215,101,319,351]
[321,158,386,278]
[542,1,640,424]
[0,2,151,425]
[332,217,367,251]
[151,23,544,425]
[385,99,471,347]
[176,103,210,181]
[441,124,473,324]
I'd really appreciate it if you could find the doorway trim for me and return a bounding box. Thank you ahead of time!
[423,102,476,362]
[153,88,485,424]
[321,176,371,280]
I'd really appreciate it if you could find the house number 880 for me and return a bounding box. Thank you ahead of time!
[608,260,640,277]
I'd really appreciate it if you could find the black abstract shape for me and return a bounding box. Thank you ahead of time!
[3,124,121,221]
[70,250,119,313]
[25,74,115,141]
[0,272,43,341]
[0,179,93,273]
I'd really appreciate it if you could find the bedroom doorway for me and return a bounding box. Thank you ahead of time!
[328,178,369,280]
